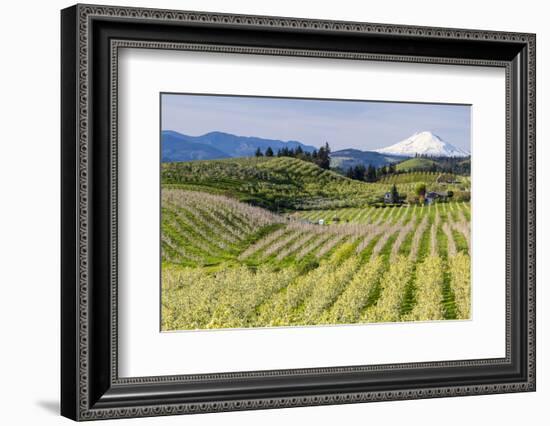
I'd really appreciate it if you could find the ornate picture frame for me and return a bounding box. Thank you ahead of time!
[61,4,535,421]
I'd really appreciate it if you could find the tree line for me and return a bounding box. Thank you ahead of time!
[412,154,471,174]
[255,142,331,170]
[344,157,470,182]
[344,163,398,182]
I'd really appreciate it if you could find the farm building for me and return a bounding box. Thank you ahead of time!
[425,191,448,204]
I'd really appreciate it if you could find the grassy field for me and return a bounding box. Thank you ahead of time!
[161,156,471,330]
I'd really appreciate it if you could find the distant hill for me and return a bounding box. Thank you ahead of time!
[162,132,231,161]
[331,149,405,170]
[395,158,438,171]
[162,130,317,162]
[393,156,471,174]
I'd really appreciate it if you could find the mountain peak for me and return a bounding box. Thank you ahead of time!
[374,131,469,158]
[412,130,440,139]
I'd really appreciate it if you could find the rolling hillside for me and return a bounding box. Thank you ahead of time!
[395,158,438,171]
[394,156,471,174]
[162,156,470,211]
[162,156,387,210]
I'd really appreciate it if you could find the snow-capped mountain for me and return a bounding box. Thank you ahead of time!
[375,131,470,158]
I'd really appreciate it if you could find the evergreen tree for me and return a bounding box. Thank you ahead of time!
[254,147,263,157]
[316,142,331,170]
[265,146,274,157]
[311,149,318,160]
[317,146,325,164]
[391,184,399,203]
[353,164,366,181]
[366,164,377,182]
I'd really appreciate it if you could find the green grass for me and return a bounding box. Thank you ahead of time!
[398,224,416,257]
[452,229,469,254]
[358,232,399,314]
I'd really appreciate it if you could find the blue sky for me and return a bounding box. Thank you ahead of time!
[161,93,471,152]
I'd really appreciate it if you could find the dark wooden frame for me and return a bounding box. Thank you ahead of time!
[61,4,536,421]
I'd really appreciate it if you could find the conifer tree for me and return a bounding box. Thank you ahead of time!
[391,184,399,203]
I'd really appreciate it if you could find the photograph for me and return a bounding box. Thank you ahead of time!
[56,3,536,421]
[160,94,472,331]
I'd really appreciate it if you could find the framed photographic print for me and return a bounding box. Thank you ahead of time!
[61,4,536,421]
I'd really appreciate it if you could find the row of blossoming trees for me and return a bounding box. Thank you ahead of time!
[161,188,470,331]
